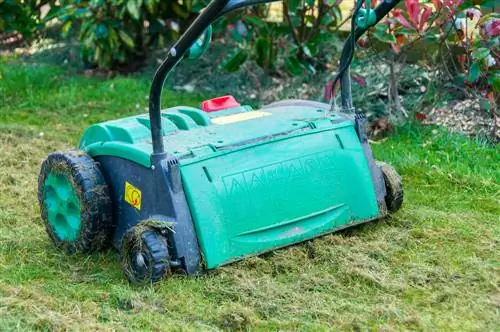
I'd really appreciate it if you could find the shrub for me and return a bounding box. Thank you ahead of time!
[220,0,345,76]
[361,0,499,122]
[0,0,50,40]
[53,0,203,70]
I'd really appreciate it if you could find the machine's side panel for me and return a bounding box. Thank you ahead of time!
[181,125,380,269]
[95,156,202,274]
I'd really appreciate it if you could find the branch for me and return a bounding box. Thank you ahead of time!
[283,2,303,54]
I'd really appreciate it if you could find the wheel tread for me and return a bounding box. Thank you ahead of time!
[377,161,404,213]
[38,150,113,253]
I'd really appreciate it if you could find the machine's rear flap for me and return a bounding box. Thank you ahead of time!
[180,125,379,268]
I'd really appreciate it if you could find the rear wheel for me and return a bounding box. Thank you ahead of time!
[38,150,113,253]
[377,161,404,213]
[121,224,171,285]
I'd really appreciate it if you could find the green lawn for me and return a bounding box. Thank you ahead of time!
[0,60,499,330]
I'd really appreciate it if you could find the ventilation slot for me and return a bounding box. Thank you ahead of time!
[202,166,213,183]
[335,134,344,149]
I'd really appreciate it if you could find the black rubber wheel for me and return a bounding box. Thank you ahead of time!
[377,161,404,213]
[38,150,113,254]
[121,224,171,285]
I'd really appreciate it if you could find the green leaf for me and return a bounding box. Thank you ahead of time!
[61,20,73,37]
[118,30,135,48]
[478,12,500,25]
[127,0,140,20]
[399,28,418,35]
[305,42,318,56]
[172,3,190,19]
[284,56,303,76]
[472,47,490,60]
[372,29,397,44]
[320,14,334,26]
[254,37,272,69]
[244,16,266,28]
[305,62,316,75]
[487,72,500,92]
[108,27,119,48]
[305,15,315,25]
[288,0,301,12]
[94,24,108,39]
[144,0,155,13]
[43,5,62,21]
[302,45,312,58]
[221,49,248,72]
[468,62,480,83]
[331,6,342,24]
[480,0,497,9]
[75,8,90,18]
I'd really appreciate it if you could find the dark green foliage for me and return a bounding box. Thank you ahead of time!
[52,0,205,69]
[0,0,50,39]
[220,0,344,75]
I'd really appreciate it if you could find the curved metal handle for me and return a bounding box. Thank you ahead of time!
[148,0,230,156]
[148,0,282,157]
[336,0,402,112]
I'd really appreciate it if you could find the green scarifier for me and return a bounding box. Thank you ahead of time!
[81,104,380,268]
[37,0,404,284]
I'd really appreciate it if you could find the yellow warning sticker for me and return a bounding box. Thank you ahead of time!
[124,181,142,210]
[212,111,271,125]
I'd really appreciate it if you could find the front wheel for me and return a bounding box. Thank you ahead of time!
[377,161,404,213]
[121,224,171,285]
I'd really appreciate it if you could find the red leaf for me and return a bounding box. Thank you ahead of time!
[457,54,466,71]
[419,6,432,31]
[405,0,420,27]
[415,112,426,121]
[393,9,413,29]
[357,36,369,48]
[351,74,367,87]
[487,91,494,103]
[464,8,481,21]
[391,43,401,54]
[396,34,406,46]
[324,80,340,100]
[484,18,500,37]
[324,81,333,100]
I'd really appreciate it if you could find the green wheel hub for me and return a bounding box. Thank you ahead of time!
[44,172,81,241]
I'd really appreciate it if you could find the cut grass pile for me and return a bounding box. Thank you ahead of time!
[0,60,499,330]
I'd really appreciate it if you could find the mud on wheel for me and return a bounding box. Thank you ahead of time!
[377,161,404,213]
[38,150,113,254]
[121,223,171,285]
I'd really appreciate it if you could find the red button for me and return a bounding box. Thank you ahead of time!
[201,95,240,112]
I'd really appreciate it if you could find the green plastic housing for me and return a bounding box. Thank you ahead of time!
[80,102,379,268]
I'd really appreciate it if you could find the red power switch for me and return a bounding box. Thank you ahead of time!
[201,95,240,112]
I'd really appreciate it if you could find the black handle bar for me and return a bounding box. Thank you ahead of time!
[148,0,401,157]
